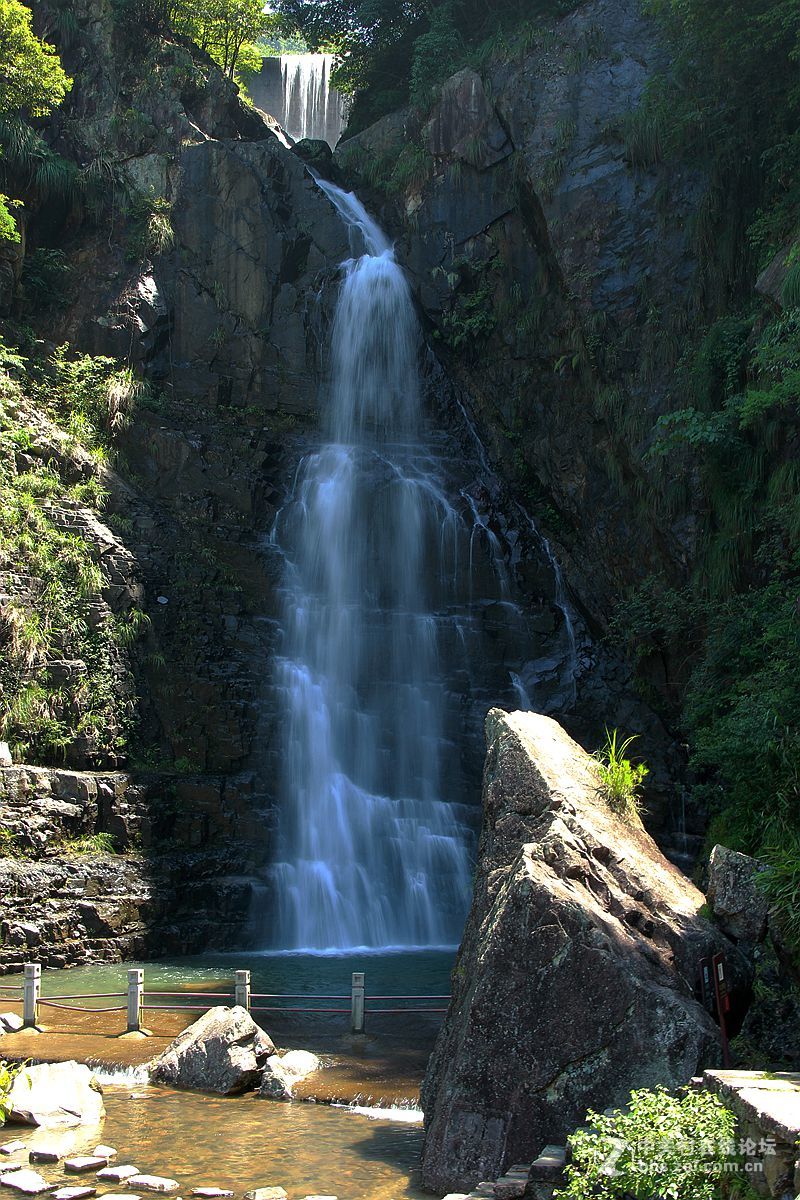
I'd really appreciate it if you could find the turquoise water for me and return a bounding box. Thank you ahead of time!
[2,949,454,1008]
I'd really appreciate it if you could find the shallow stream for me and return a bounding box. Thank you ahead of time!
[11,1085,426,1200]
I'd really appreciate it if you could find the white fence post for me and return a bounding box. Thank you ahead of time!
[127,968,143,1032]
[23,962,40,1027]
[351,971,365,1034]
[235,969,251,1012]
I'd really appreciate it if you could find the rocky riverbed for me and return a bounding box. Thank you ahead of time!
[0,1085,426,1200]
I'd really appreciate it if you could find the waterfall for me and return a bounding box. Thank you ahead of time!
[266,182,475,952]
[280,54,346,146]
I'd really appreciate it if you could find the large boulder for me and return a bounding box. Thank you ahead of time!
[707,844,770,944]
[149,1006,274,1095]
[421,710,748,1194]
[7,1061,105,1128]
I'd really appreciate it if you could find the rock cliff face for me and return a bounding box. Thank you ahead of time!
[336,0,703,629]
[0,764,261,967]
[420,711,747,1193]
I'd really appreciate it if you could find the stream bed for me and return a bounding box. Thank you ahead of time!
[12,1085,426,1200]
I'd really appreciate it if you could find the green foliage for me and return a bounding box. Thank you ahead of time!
[66,831,118,855]
[0,0,72,117]
[0,826,22,857]
[635,0,800,295]
[19,248,72,311]
[126,191,175,260]
[557,1087,738,1200]
[758,831,800,956]
[170,0,270,81]
[0,193,20,242]
[593,728,648,821]
[0,1060,18,1123]
[0,338,143,765]
[0,0,72,241]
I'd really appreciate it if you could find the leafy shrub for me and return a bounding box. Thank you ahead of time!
[557,1087,738,1200]
[0,1061,18,1122]
[593,728,648,820]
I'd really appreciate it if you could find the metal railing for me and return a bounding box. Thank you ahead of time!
[13,963,450,1034]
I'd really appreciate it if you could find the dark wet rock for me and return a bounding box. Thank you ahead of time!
[420,710,749,1193]
[149,1006,275,1095]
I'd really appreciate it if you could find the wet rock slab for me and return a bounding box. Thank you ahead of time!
[96,1168,138,1184]
[0,1170,57,1194]
[64,1161,108,1176]
[126,1178,178,1194]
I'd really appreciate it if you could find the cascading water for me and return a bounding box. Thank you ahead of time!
[267,182,474,952]
[260,180,579,954]
[280,54,347,145]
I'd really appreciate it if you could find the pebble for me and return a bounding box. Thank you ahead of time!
[64,1161,108,1176]
[53,1189,97,1200]
[28,1154,59,1167]
[0,1169,57,1194]
[244,1190,288,1200]
[127,1179,179,1194]
[0,1148,25,1158]
[96,1169,138,1184]
[92,1151,116,1162]
[190,1191,234,1198]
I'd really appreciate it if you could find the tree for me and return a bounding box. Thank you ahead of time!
[0,0,72,116]
[172,0,270,80]
[0,0,72,242]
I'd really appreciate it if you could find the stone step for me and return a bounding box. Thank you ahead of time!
[528,1146,567,1182]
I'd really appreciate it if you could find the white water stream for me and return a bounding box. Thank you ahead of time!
[266,183,475,952]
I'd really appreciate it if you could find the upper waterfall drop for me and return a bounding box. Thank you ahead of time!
[267,181,475,952]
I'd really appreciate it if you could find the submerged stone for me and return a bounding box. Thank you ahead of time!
[126,1177,179,1193]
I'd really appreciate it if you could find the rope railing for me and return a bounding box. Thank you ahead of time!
[14,963,450,1034]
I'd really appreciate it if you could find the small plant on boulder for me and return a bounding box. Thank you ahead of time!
[593,727,648,820]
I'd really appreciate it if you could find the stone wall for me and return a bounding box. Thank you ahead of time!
[0,765,268,969]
